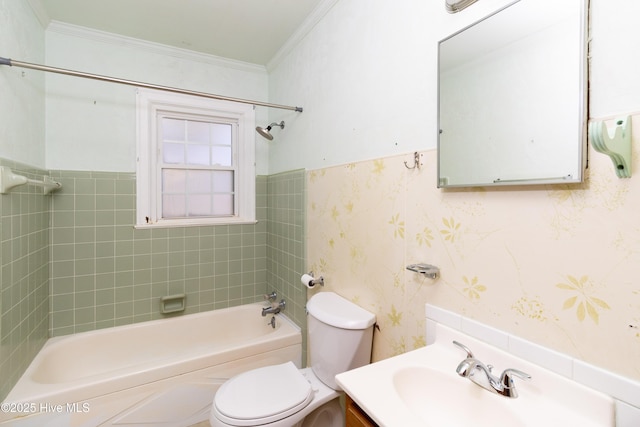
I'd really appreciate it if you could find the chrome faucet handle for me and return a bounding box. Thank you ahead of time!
[499,369,531,398]
[452,340,474,358]
[264,291,277,302]
[500,368,531,384]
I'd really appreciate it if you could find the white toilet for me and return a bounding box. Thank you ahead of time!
[210,292,376,427]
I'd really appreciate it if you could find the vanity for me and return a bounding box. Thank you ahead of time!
[336,306,617,427]
[345,395,377,427]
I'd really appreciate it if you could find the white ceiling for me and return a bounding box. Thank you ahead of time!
[32,0,326,66]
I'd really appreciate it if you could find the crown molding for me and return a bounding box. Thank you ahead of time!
[26,0,51,29]
[46,21,267,74]
[266,0,340,72]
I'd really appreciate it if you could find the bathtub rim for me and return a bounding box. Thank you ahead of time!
[45,301,300,347]
[5,303,301,406]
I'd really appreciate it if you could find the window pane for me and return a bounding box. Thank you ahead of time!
[212,123,232,145]
[212,146,232,166]
[162,118,185,141]
[189,195,213,216]
[138,89,253,227]
[188,121,210,143]
[163,142,185,164]
[187,144,210,166]
[163,195,186,218]
[187,170,212,193]
[213,171,234,192]
[163,169,186,193]
[212,194,234,216]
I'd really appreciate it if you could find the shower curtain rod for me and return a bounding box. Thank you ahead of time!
[0,56,303,112]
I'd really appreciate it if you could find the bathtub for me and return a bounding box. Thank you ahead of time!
[0,303,301,427]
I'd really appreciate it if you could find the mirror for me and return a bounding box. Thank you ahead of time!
[437,0,588,188]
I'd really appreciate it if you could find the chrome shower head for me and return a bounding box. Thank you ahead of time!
[256,121,285,140]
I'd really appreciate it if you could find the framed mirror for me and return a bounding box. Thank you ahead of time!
[437,0,588,188]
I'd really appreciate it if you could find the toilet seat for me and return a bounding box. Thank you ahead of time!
[213,362,314,426]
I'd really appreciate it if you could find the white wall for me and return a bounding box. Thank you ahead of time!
[4,0,640,175]
[44,24,271,174]
[590,0,640,117]
[268,0,640,174]
[0,0,45,167]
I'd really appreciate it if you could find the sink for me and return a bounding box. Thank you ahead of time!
[335,322,615,427]
[393,366,523,426]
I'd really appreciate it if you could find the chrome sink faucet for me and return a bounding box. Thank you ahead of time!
[453,341,531,398]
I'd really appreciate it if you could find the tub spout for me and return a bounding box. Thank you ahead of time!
[262,299,286,316]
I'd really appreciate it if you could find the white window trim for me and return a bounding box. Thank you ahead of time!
[136,88,256,228]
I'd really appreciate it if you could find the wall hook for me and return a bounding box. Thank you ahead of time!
[404,151,422,170]
[589,116,632,178]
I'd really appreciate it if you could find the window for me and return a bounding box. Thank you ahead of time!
[136,89,256,228]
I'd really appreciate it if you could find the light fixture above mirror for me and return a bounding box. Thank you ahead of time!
[445,0,479,13]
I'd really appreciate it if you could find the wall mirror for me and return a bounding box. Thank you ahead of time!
[437,0,588,188]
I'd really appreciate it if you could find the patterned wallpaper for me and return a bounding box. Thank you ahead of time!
[306,115,640,381]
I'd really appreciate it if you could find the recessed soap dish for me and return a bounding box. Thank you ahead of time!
[160,294,186,314]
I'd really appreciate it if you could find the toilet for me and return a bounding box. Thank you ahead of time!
[210,292,376,427]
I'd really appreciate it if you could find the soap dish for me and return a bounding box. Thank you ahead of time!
[406,264,440,279]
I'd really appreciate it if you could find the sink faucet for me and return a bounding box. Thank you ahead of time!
[453,341,531,398]
[262,299,286,316]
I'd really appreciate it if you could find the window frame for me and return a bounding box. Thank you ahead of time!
[136,88,256,228]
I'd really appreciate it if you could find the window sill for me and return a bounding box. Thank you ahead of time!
[134,217,258,229]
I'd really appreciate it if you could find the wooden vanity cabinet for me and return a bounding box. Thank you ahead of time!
[345,395,379,427]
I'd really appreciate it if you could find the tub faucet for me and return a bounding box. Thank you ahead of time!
[453,341,531,398]
[262,299,285,317]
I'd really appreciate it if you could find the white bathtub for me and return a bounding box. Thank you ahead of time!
[0,303,301,427]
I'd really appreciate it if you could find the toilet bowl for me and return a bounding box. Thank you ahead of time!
[210,292,376,427]
[210,362,342,427]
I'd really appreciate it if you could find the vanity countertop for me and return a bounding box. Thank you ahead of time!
[335,323,614,427]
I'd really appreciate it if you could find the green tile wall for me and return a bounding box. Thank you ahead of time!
[0,161,50,400]
[266,170,307,365]
[48,171,269,336]
[0,166,305,401]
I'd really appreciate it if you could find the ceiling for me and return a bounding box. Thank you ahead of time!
[34,0,326,66]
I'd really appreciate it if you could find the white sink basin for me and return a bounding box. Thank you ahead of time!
[335,323,615,427]
[393,366,523,426]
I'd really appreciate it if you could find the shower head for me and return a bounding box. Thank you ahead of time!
[256,121,285,140]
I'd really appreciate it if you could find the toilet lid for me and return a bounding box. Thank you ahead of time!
[214,362,313,425]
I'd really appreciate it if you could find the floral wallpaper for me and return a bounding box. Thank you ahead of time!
[306,115,640,381]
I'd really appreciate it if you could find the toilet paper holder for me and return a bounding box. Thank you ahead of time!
[301,272,324,288]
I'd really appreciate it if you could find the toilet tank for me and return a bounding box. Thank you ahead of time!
[306,292,376,390]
